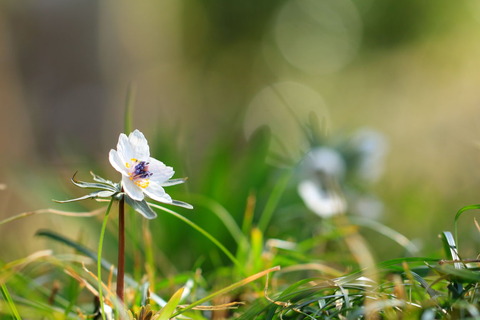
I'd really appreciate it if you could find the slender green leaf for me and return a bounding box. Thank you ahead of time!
[258,169,292,232]
[54,190,116,203]
[1,283,22,320]
[156,287,185,320]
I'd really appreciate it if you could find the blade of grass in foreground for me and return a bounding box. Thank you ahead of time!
[171,266,280,317]
[1,283,21,320]
[156,287,184,320]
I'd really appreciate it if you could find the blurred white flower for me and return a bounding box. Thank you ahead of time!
[351,128,388,183]
[298,147,347,217]
[109,129,185,204]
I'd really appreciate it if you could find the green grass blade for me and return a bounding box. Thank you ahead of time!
[97,198,114,320]
[124,82,136,134]
[1,283,22,320]
[156,287,184,320]
[257,169,292,232]
[349,216,419,255]
[189,194,247,246]
[454,204,480,249]
[172,266,280,317]
[441,231,463,269]
[148,202,243,271]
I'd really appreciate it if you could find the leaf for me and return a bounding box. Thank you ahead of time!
[125,197,157,219]
[156,287,185,320]
[53,190,116,203]
[71,172,118,192]
[171,200,193,210]
[161,178,188,187]
[90,172,118,187]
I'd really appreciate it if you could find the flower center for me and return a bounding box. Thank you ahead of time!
[127,159,153,188]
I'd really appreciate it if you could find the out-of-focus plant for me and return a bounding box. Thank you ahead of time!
[297,128,388,220]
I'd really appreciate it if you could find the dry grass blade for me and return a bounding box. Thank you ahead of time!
[0,207,104,226]
[172,266,281,317]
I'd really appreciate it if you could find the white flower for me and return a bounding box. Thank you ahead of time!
[298,147,346,217]
[109,129,183,204]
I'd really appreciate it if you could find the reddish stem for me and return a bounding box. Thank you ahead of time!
[116,195,125,302]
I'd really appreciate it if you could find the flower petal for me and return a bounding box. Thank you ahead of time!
[148,158,174,183]
[117,133,134,162]
[143,182,172,203]
[129,130,150,160]
[109,149,129,175]
[122,176,144,201]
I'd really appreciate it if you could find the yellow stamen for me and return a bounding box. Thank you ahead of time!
[134,180,150,189]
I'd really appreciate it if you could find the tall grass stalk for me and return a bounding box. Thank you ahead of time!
[1,283,21,320]
[97,199,114,320]
[116,195,125,301]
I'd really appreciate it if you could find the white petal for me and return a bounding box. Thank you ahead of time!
[117,133,134,162]
[122,176,144,201]
[148,158,174,183]
[143,182,172,203]
[129,130,150,160]
[298,179,345,218]
[109,149,128,174]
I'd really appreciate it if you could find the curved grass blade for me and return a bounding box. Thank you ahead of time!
[0,250,53,285]
[189,194,247,247]
[454,204,480,248]
[350,216,419,255]
[148,202,242,271]
[0,208,103,226]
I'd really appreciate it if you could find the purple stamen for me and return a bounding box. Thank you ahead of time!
[132,161,153,179]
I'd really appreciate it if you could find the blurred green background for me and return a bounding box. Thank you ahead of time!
[2,0,480,270]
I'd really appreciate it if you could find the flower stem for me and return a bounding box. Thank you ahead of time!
[116,194,125,302]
